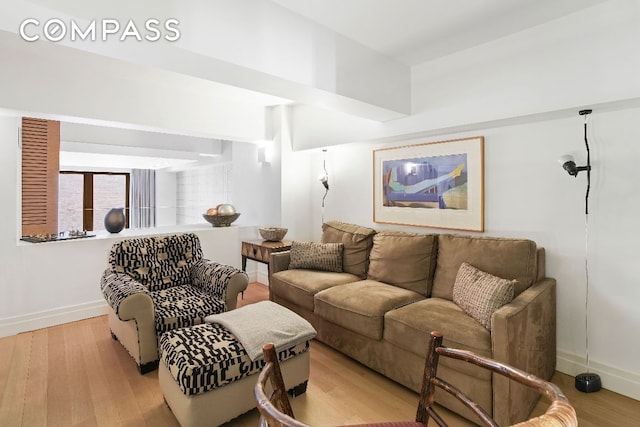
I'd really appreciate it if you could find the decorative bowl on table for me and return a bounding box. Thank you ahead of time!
[203,212,241,227]
[259,227,288,241]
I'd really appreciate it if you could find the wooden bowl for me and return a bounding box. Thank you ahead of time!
[259,227,288,241]
[203,213,240,227]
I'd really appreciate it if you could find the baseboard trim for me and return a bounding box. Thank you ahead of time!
[257,270,269,285]
[245,270,258,283]
[0,300,107,338]
[244,267,269,285]
[557,350,640,401]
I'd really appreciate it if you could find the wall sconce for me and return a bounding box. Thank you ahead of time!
[558,109,592,214]
[318,149,329,225]
[257,140,273,164]
[558,154,590,177]
[318,149,329,205]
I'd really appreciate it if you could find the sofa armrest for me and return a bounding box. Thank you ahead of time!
[491,278,556,425]
[191,260,249,310]
[100,269,153,320]
[270,251,291,276]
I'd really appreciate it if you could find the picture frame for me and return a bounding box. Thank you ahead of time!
[373,136,484,232]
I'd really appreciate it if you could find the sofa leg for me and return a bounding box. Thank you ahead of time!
[288,380,308,397]
[139,360,159,375]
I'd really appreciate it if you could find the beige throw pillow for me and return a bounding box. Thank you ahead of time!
[289,241,344,272]
[452,262,515,330]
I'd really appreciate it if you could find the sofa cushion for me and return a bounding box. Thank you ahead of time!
[453,262,515,330]
[151,285,226,334]
[289,241,343,272]
[270,269,360,312]
[432,234,537,300]
[322,221,376,279]
[384,298,492,380]
[109,233,203,292]
[367,231,438,296]
[314,280,424,340]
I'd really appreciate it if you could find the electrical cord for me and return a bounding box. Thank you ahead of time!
[584,211,591,373]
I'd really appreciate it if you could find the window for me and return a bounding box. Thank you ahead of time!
[58,171,130,232]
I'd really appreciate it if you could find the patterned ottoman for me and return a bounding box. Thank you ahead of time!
[159,322,311,427]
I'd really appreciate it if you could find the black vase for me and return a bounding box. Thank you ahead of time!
[104,208,125,233]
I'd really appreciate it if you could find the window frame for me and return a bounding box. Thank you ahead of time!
[59,171,130,231]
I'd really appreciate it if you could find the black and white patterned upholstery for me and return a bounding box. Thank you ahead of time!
[100,233,248,372]
[152,285,226,333]
[101,270,151,316]
[190,259,240,300]
[160,323,310,396]
[108,233,203,292]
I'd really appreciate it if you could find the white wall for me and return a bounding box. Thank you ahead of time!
[295,107,640,400]
[0,114,258,336]
[278,106,314,242]
[280,1,640,399]
[231,140,280,228]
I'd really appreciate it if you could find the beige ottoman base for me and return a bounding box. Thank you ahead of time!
[160,350,310,427]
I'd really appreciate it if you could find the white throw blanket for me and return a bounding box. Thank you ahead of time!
[205,301,317,361]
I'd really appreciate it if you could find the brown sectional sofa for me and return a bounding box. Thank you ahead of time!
[269,221,556,426]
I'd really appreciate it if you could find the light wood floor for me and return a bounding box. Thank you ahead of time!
[1,283,639,426]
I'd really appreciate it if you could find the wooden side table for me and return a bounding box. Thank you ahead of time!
[241,239,292,278]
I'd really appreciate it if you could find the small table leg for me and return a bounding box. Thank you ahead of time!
[241,255,247,299]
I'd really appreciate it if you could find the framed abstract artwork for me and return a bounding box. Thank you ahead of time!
[373,136,484,232]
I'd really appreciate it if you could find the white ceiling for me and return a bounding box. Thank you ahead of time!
[271,0,607,65]
[0,0,613,165]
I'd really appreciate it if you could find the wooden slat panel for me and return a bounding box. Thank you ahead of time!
[47,120,60,233]
[21,117,59,236]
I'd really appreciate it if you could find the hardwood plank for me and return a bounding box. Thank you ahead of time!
[0,334,17,404]
[79,318,126,427]
[105,321,177,427]
[0,283,638,426]
[0,332,32,426]
[22,328,49,426]
[89,316,146,426]
[532,371,640,427]
[47,324,72,427]
[63,320,98,426]
[237,282,270,308]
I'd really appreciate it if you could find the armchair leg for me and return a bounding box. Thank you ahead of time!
[139,360,159,375]
[288,380,308,397]
[110,331,118,341]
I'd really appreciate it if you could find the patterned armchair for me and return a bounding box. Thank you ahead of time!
[100,233,249,374]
